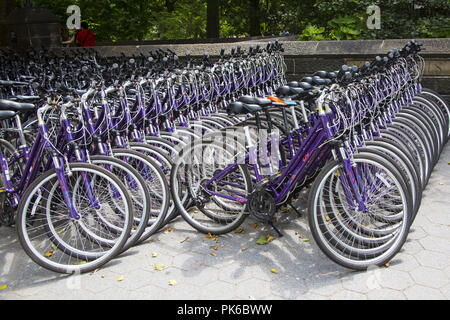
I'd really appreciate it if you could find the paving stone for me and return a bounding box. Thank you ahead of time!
[341,270,377,294]
[414,250,450,270]
[409,266,448,289]
[124,284,168,300]
[304,273,343,297]
[388,253,421,273]
[235,278,271,299]
[270,274,308,299]
[296,291,329,300]
[400,239,424,255]
[404,285,446,300]
[440,283,450,299]
[419,236,450,255]
[406,226,428,240]
[218,261,254,284]
[198,280,236,299]
[422,223,450,240]
[166,282,201,300]
[373,269,414,291]
[367,288,406,300]
[330,289,367,300]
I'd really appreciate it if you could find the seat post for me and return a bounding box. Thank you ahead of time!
[14,115,28,151]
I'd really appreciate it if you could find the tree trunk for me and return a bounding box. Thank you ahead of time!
[206,0,220,38]
[165,0,176,13]
[249,0,260,36]
[0,0,16,46]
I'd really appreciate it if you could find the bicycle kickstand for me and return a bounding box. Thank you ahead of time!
[269,222,284,238]
[288,203,302,218]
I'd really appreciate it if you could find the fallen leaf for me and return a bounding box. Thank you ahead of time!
[281,207,290,213]
[210,252,216,256]
[206,232,213,239]
[100,275,105,279]
[253,222,258,229]
[116,275,124,282]
[256,235,268,245]
[325,215,330,222]
[267,235,274,242]
[438,182,444,185]
[270,268,278,274]
[168,280,177,286]
[51,244,57,250]
[154,263,165,271]
[385,262,390,268]
[44,250,54,258]
[302,238,310,242]
[241,248,246,251]
[73,260,87,265]
[199,262,204,266]
[193,210,199,214]
[152,252,158,258]
[221,244,226,248]
[234,227,245,234]
[164,227,173,234]
[211,245,218,250]
[0,285,7,290]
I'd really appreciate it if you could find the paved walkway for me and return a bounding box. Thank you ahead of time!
[1,145,449,300]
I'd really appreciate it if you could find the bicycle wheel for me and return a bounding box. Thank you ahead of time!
[111,148,169,243]
[16,163,133,274]
[90,155,151,252]
[170,139,252,234]
[308,153,412,270]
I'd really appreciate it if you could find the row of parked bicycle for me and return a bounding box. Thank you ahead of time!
[0,40,448,274]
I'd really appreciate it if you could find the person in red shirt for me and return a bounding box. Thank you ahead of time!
[75,22,96,47]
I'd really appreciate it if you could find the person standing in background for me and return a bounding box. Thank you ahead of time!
[75,21,95,47]
[62,21,95,47]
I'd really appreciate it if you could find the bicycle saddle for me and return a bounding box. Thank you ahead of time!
[14,95,41,103]
[0,110,16,121]
[0,99,36,112]
[238,95,272,107]
[275,85,304,98]
[227,101,261,115]
[313,70,328,78]
[289,81,312,90]
[311,76,327,86]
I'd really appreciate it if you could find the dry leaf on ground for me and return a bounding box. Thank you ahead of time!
[154,263,165,271]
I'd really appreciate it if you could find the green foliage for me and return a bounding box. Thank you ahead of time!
[16,0,450,42]
[298,24,327,41]
[327,16,364,40]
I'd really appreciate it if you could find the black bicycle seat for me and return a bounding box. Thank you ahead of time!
[238,95,272,107]
[0,110,17,121]
[227,101,262,115]
[0,99,36,112]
